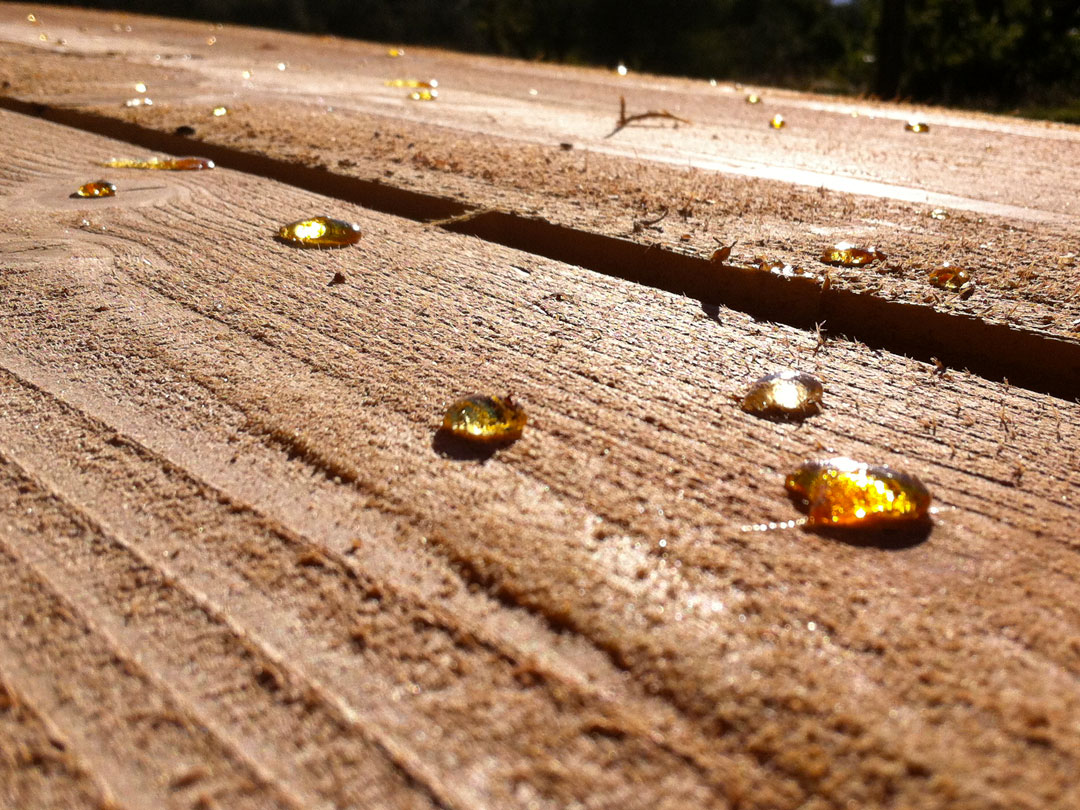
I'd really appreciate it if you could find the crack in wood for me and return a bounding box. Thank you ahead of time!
[2,95,1078,402]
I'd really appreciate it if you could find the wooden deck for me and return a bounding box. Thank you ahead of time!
[1,5,1079,810]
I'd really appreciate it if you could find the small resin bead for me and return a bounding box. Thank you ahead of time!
[442,395,526,443]
[741,371,823,420]
[73,180,117,198]
[819,242,885,267]
[385,79,438,89]
[928,264,973,291]
[785,457,931,528]
[276,217,362,248]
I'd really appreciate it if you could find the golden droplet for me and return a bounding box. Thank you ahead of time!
[745,93,761,104]
[387,47,405,57]
[930,208,948,220]
[741,371,823,420]
[751,257,814,278]
[905,120,930,133]
[927,264,974,293]
[212,106,228,116]
[123,97,153,107]
[408,89,438,101]
[102,156,215,170]
[134,81,147,93]
[276,216,362,248]
[385,78,438,89]
[785,457,931,528]
[442,395,526,443]
[616,63,628,76]
[769,114,785,129]
[72,180,117,199]
[819,242,885,267]
[27,13,37,23]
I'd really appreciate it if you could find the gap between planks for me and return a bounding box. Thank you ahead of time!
[0,95,1078,403]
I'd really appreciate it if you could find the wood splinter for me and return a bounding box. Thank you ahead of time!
[606,95,690,138]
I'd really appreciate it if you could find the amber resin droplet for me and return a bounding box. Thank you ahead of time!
[385,78,438,89]
[751,257,814,278]
[770,114,785,129]
[927,264,974,292]
[102,156,215,171]
[442,395,526,443]
[745,93,761,104]
[276,217,362,248]
[741,371,823,420]
[72,180,117,199]
[408,89,438,101]
[905,120,930,133]
[819,242,885,267]
[785,458,931,528]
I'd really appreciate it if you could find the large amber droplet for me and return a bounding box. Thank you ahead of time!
[102,156,215,171]
[72,180,117,198]
[741,371,823,420]
[785,457,931,528]
[276,217,362,248]
[927,264,973,292]
[442,395,526,443]
[819,242,884,267]
[408,89,438,101]
[905,120,930,133]
[769,114,785,129]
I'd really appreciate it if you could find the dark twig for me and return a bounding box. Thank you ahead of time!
[631,207,669,233]
[606,95,690,138]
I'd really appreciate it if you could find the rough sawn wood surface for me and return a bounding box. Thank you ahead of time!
[1,8,1080,810]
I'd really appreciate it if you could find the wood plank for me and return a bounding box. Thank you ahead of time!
[0,676,106,810]
[1,1,1078,356]
[1,104,1079,810]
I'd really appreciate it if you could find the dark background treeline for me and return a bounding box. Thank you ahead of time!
[44,0,1080,120]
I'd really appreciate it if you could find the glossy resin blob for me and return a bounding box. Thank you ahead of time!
[785,457,931,528]
[276,217,362,248]
[740,371,823,420]
[442,395,527,443]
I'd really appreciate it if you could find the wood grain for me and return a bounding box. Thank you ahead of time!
[1,2,1078,346]
[1,18,1079,810]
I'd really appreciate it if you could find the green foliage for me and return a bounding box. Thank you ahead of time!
[892,0,1080,107]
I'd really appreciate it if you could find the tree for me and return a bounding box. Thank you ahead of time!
[873,0,907,98]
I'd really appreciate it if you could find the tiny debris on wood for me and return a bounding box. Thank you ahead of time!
[329,271,346,286]
[711,239,737,263]
[607,96,690,138]
[631,207,668,234]
[169,766,210,791]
